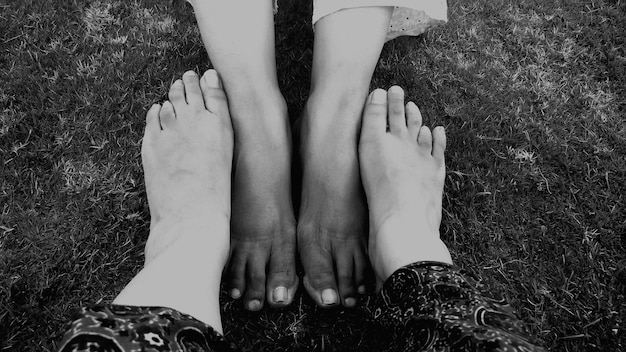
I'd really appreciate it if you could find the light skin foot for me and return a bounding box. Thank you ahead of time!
[113,70,233,333]
[358,86,453,288]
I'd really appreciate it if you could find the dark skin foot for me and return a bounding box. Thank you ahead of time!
[297,97,369,308]
[224,86,298,312]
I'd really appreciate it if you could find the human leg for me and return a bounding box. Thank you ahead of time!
[112,70,234,334]
[58,70,241,351]
[297,6,393,308]
[359,87,544,351]
[187,0,298,310]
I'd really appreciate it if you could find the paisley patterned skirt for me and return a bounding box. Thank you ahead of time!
[58,262,545,352]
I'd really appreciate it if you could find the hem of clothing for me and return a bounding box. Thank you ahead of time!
[57,305,240,352]
[57,261,545,352]
[311,0,448,41]
[371,261,546,351]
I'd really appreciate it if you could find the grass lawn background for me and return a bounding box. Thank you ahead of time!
[1,0,624,350]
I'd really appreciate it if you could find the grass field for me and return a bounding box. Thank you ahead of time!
[1,0,624,351]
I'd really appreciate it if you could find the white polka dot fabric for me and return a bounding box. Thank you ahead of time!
[311,0,448,41]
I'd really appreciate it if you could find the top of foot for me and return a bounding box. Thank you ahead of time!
[358,86,453,286]
[141,69,233,263]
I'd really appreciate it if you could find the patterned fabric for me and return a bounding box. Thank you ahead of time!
[57,305,239,352]
[311,0,448,41]
[372,262,546,351]
[57,263,545,351]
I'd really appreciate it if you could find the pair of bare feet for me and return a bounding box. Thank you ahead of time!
[139,70,452,317]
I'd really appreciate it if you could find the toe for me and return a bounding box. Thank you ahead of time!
[168,79,186,112]
[203,68,223,88]
[432,126,447,161]
[361,89,388,138]
[145,104,162,133]
[267,277,298,308]
[200,70,229,115]
[353,247,368,295]
[299,234,339,307]
[181,71,203,107]
[266,243,298,307]
[387,86,407,135]
[226,248,247,300]
[418,125,433,153]
[159,101,176,130]
[335,251,357,308]
[406,101,422,141]
[244,256,267,311]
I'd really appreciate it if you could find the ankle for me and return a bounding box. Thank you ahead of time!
[301,90,367,144]
[146,215,229,264]
[225,86,290,140]
[225,78,285,111]
[307,87,368,118]
[375,238,452,282]
[371,216,452,281]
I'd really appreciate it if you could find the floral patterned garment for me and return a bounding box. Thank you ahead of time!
[372,262,546,351]
[58,262,545,352]
[57,305,240,352]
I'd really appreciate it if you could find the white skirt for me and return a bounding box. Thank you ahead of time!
[275,0,448,41]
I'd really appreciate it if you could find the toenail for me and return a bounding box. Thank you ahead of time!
[230,288,241,299]
[184,70,197,77]
[321,289,338,305]
[273,287,287,303]
[248,299,262,311]
[358,285,366,294]
[371,89,387,104]
[204,70,220,88]
[389,85,403,94]
[344,297,356,307]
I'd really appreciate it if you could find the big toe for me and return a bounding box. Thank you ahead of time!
[266,242,298,307]
[299,233,339,307]
[200,69,230,116]
[387,86,407,135]
[361,89,388,138]
[266,263,298,307]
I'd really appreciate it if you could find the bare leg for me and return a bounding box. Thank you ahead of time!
[298,7,393,307]
[358,86,452,288]
[187,0,297,311]
[113,70,234,333]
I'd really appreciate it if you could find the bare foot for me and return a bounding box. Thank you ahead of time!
[114,70,233,332]
[358,86,452,287]
[225,89,298,312]
[186,0,298,312]
[297,99,368,308]
[142,70,233,263]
